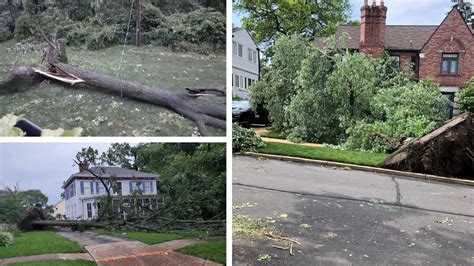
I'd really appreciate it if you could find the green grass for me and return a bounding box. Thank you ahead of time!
[91,229,208,245]
[0,231,84,259]
[177,240,226,265]
[10,260,96,266]
[0,41,225,136]
[261,131,288,140]
[258,142,390,167]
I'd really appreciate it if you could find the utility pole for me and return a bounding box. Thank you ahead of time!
[135,0,141,47]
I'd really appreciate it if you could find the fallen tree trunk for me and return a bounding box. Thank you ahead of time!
[380,114,474,179]
[1,39,226,135]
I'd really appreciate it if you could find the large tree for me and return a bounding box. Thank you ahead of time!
[452,0,473,29]
[234,0,350,55]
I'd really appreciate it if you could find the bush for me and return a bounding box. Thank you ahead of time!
[0,231,14,247]
[232,124,265,152]
[459,78,474,115]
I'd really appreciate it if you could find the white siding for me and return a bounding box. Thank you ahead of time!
[64,179,157,220]
[233,29,259,99]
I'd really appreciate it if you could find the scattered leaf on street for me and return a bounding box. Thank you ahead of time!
[280,213,288,218]
[257,254,271,261]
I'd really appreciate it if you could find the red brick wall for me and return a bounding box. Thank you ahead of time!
[419,9,474,88]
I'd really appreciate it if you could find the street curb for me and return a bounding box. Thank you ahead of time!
[239,152,474,187]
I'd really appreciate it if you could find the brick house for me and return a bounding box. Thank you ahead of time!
[316,0,473,116]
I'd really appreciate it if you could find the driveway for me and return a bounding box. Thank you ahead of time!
[233,155,474,265]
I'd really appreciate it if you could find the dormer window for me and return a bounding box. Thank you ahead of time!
[441,53,458,75]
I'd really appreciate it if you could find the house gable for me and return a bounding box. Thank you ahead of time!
[419,7,474,88]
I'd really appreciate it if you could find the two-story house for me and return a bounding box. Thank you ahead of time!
[232,27,260,99]
[315,0,473,117]
[63,163,159,220]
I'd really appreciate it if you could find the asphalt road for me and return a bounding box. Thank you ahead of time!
[232,155,474,265]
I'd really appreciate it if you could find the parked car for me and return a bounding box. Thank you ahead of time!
[232,100,269,128]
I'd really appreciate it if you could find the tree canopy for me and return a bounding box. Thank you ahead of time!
[234,0,351,56]
[452,0,473,29]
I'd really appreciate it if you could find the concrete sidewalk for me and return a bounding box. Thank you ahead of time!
[0,253,94,265]
[85,239,220,266]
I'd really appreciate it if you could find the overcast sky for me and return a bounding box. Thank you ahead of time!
[232,0,470,26]
[0,143,119,205]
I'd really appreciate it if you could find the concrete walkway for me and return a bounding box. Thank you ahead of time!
[1,253,94,265]
[86,239,220,266]
[56,228,129,247]
[254,127,323,147]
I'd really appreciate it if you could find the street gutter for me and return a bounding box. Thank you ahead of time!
[239,152,474,187]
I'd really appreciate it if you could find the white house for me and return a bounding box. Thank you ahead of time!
[53,199,66,220]
[63,163,159,220]
[232,27,260,99]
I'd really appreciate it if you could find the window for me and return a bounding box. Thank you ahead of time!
[239,76,243,88]
[116,182,122,195]
[252,51,257,63]
[232,41,237,56]
[248,48,252,61]
[144,181,151,193]
[410,56,418,72]
[233,41,243,57]
[248,79,252,87]
[441,53,458,75]
[86,203,92,218]
[234,74,240,87]
[80,181,84,195]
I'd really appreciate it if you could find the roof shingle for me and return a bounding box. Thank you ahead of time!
[317,25,439,51]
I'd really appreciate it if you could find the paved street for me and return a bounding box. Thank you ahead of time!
[233,155,474,265]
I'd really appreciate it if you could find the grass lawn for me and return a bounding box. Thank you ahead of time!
[92,229,208,245]
[261,131,288,140]
[257,142,390,167]
[10,260,96,266]
[0,231,84,259]
[177,240,226,265]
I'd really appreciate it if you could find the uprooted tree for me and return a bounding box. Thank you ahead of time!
[381,113,474,179]
[0,34,226,135]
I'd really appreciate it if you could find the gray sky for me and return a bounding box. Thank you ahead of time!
[232,0,471,26]
[0,143,117,205]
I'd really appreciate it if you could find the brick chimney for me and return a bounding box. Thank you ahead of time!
[79,162,90,172]
[360,0,388,57]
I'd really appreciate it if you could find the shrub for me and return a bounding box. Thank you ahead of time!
[232,124,265,152]
[459,78,474,115]
[0,232,14,247]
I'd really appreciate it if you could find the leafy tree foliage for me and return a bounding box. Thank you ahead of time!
[452,0,473,29]
[252,34,452,152]
[232,124,265,152]
[3,0,225,52]
[234,0,350,56]
[75,143,226,224]
[0,185,51,224]
[458,77,474,115]
[249,34,311,131]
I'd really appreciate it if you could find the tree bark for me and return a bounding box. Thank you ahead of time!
[7,0,17,33]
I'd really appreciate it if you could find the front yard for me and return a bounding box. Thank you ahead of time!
[257,142,390,167]
[0,231,84,259]
[91,229,208,244]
